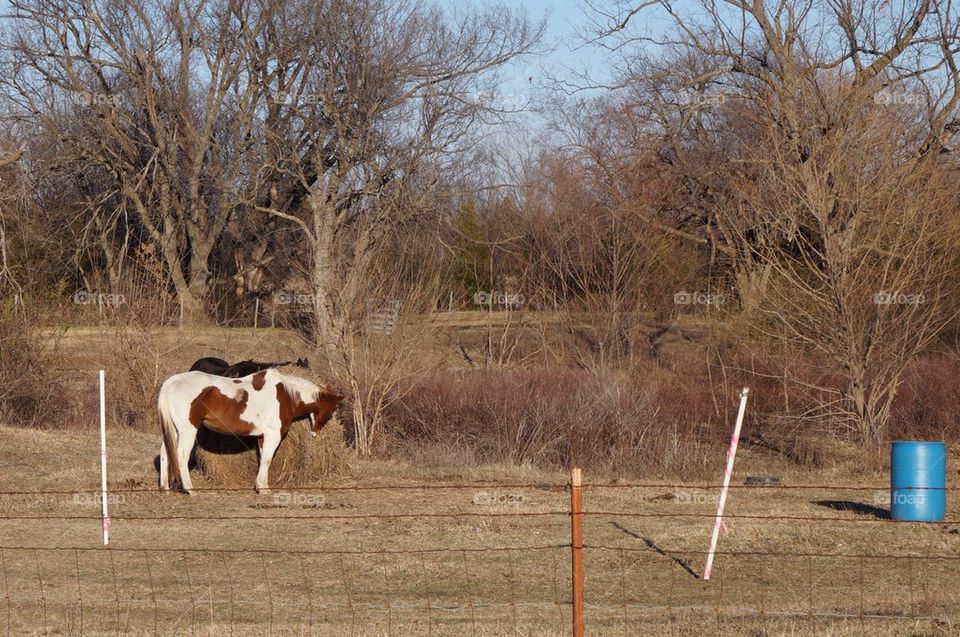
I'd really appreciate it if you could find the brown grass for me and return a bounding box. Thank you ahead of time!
[0,424,958,635]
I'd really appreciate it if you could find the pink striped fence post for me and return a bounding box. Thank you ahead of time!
[703,386,749,581]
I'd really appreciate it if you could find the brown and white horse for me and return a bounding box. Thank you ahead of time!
[157,369,342,494]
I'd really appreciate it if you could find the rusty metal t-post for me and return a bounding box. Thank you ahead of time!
[571,467,583,637]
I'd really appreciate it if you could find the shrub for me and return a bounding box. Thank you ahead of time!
[381,367,725,478]
[890,356,960,443]
[0,306,63,427]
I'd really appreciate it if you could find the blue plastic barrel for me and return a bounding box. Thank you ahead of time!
[890,441,946,522]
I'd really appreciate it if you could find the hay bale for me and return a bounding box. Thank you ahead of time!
[194,419,348,488]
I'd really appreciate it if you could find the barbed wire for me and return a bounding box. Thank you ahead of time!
[1,511,956,524]
[0,544,569,555]
[0,479,955,635]
[0,482,947,496]
[582,544,960,561]
[0,480,946,496]
[0,511,570,521]
[0,482,569,495]
[582,482,946,492]
[583,511,960,524]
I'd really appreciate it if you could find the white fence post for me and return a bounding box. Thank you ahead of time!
[99,370,110,545]
[704,386,749,580]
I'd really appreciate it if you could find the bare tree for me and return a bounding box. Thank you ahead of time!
[580,0,960,309]
[584,0,960,453]
[3,0,274,322]
[0,142,24,303]
[745,100,960,455]
[344,236,448,454]
[244,0,542,451]
[520,131,708,371]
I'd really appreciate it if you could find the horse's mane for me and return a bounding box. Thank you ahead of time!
[276,371,322,402]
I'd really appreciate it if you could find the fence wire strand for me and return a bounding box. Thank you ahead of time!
[0,479,956,635]
[1,480,949,496]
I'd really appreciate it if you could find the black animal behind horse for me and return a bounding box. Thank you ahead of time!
[189,356,309,378]
[189,357,231,374]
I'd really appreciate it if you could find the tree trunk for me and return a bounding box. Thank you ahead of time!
[734,262,771,318]
[848,361,885,467]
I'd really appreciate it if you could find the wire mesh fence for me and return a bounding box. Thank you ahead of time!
[0,478,957,635]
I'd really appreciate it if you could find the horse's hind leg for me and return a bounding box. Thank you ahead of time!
[176,426,199,495]
[158,440,169,491]
[254,431,282,494]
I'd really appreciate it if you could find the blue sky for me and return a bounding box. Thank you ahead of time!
[510,0,608,79]
[437,0,620,145]
[425,0,623,160]
[506,0,611,93]
[455,0,693,110]
[443,0,615,100]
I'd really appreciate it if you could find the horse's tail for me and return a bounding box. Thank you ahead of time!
[157,380,181,487]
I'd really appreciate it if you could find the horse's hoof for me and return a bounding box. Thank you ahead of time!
[256,488,270,496]
[183,489,196,496]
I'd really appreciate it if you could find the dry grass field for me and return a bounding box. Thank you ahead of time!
[0,324,956,635]
[9,1,960,633]
[1,423,958,636]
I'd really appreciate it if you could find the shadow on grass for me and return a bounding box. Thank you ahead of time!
[153,448,200,473]
[813,500,889,519]
[610,520,701,579]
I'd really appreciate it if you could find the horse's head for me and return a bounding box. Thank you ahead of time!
[277,373,343,437]
[306,385,343,436]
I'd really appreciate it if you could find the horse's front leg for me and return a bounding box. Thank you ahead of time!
[255,431,281,494]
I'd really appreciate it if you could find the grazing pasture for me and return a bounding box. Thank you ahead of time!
[0,425,958,636]
[5,0,960,632]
